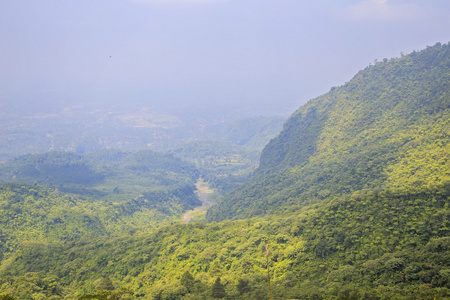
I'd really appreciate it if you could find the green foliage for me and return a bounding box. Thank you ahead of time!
[0,184,448,299]
[181,271,195,292]
[211,277,225,298]
[169,140,259,193]
[1,43,450,300]
[0,183,108,259]
[236,278,250,295]
[0,149,201,225]
[77,288,132,300]
[208,42,450,221]
[95,277,115,291]
[0,178,201,261]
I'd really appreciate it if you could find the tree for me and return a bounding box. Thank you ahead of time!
[236,278,250,295]
[211,277,226,299]
[181,271,195,292]
[95,277,115,291]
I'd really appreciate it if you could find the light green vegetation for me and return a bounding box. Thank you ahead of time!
[208,42,450,221]
[0,184,448,299]
[0,43,449,299]
[0,150,202,255]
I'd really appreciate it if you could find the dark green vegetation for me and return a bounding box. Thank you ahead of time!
[0,43,449,299]
[0,150,201,236]
[170,140,259,193]
[0,150,200,208]
[208,42,450,221]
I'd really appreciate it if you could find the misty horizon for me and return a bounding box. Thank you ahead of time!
[2,1,450,117]
[1,0,450,162]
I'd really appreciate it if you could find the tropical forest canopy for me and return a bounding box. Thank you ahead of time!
[0,43,449,299]
[207,42,450,221]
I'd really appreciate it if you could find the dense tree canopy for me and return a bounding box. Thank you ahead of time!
[0,43,449,299]
[208,42,450,221]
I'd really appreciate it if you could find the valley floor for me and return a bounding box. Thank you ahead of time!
[182,178,214,223]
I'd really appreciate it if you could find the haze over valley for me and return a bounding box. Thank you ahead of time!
[1,1,450,299]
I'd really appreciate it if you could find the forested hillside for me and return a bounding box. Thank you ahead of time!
[0,43,449,299]
[1,185,448,299]
[0,150,201,235]
[208,42,450,221]
[0,150,200,209]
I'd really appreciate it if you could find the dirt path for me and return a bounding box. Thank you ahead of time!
[182,178,214,223]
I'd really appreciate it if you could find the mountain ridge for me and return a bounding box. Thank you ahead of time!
[207,42,450,221]
[0,42,449,299]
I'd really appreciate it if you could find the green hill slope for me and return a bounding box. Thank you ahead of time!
[207,42,450,221]
[0,179,200,262]
[0,43,449,300]
[0,183,108,262]
[0,150,201,215]
[0,150,202,263]
[1,185,449,299]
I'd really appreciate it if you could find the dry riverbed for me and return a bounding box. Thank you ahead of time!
[182,178,214,223]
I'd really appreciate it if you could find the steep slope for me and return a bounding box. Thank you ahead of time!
[216,116,286,150]
[208,42,450,221]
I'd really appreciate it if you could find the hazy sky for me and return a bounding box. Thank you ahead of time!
[1,0,450,115]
